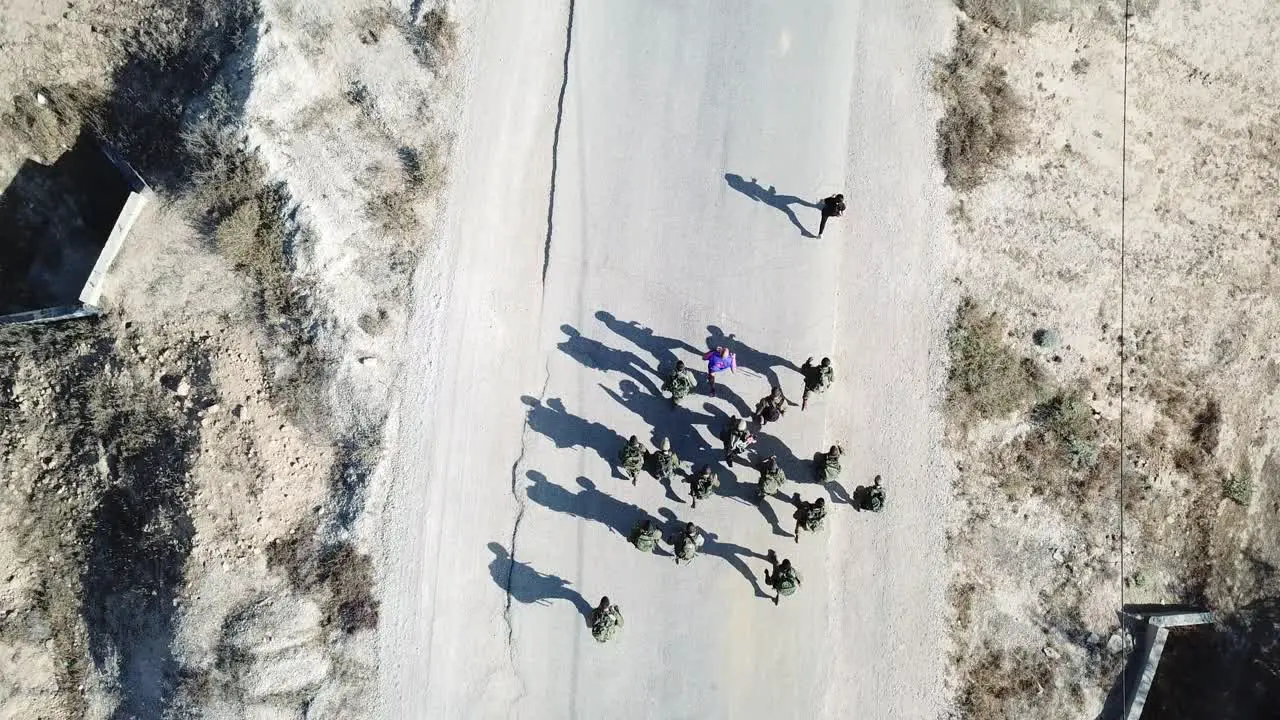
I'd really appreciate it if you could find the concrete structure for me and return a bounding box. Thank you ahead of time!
[0,140,148,326]
[1121,607,1216,720]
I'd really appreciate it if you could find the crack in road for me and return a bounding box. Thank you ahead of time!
[542,0,576,285]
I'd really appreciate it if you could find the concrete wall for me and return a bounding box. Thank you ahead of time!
[1122,611,1215,720]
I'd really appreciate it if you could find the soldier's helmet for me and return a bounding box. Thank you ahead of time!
[735,416,746,428]
[779,559,792,571]
[816,497,826,508]
[644,519,655,531]
[600,596,611,608]
[767,455,778,467]
[701,465,712,475]
[675,360,685,370]
[661,437,671,451]
[685,522,697,534]
[629,435,639,444]
[830,444,843,457]
[873,474,882,486]
[821,357,832,367]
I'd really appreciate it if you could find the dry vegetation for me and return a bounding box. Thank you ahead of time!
[941,0,1280,717]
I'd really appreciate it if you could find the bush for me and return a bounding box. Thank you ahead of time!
[947,296,1042,423]
[1223,474,1252,506]
[1032,390,1099,470]
[933,22,1021,190]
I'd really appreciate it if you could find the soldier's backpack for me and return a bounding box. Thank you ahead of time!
[815,366,834,391]
[675,534,698,561]
[804,506,826,531]
[632,528,658,552]
[591,611,619,642]
[775,570,798,596]
[818,454,841,482]
[865,487,885,513]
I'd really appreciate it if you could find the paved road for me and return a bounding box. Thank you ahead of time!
[379,1,954,717]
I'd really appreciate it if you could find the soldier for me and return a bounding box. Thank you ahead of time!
[764,550,800,605]
[630,518,663,553]
[702,346,737,396]
[791,494,827,543]
[720,416,755,467]
[756,455,786,502]
[752,385,792,427]
[649,437,682,484]
[818,192,846,237]
[815,444,843,483]
[662,360,698,406]
[672,522,703,565]
[684,465,721,508]
[618,435,646,485]
[590,596,624,642]
[862,474,887,513]
[800,356,835,411]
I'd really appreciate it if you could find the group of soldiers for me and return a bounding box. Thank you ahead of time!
[586,346,887,643]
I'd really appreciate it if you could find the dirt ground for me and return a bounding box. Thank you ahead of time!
[938,0,1280,717]
[0,0,458,717]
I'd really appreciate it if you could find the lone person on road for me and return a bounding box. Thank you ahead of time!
[590,596,624,642]
[703,346,737,396]
[764,551,800,605]
[818,193,846,237]
[800,356,835,411]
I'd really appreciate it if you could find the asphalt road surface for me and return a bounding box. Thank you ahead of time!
[379,1,955,717]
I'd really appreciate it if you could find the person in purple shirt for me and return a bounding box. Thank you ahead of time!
[702,346,737,396]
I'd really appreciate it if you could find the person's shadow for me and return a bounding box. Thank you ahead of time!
[557,324,661,396]
[723,173,820,238]
[486,541,592,622]
[705,325,803,392]
[524,471,661,537]
[656,508,772,599]
[601,379,714,460]
[522,396,627,466]
[594,310,703,372]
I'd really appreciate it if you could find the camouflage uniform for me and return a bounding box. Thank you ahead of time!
[753,386,790,426]
[765,552,800,605]
[800,357,835,410]
[650,446,681,483]
[591,597,624,642]
[756,456,786,501]
[662,363,698,405]
[630,519,662,553]
[816,444,843,483]
[684,466,721,508]
[672,522,703,565]
[791,494,827,543]
[863,475,886,513]
[618,436,646,485]
[720,417,755,467]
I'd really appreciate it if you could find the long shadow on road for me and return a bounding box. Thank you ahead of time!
[706,325,803,393]
[487,541,592,622]
[557,324,661,396]
[723,173,820,239]
[594,310,703,372]
[601,380,716,464]
[657,508,772,599]
[524,471,662,541]
[522,396,626,467]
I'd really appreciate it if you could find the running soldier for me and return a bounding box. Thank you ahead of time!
[791,494,827,543]
[764,551,800,605]
[702,346,737,396]
[818,193,846,237]
[800,356,835,411]
[672,522,703,565]
[720,416,755,468]
[630,518,662,553]
[756,455,787,502]
[662,360,697,406]
[618,436,646,485]
[752,385,792,427]
[684,465,721,508]
[590,596,624,642]
[861,474,887,513]
[815,444,843,482]
[649,437,682,484]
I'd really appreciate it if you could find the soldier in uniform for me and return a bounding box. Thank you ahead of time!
[752,385,792,427]
[662,360,698,406]
[672,522,703,565]
[649,437,682,484]
[618,435,646,485]
[818,192,846,237]
[815,444,843,482]
[756,455,786,502]
[720,416,755,467]
[590,596,624,642]
[630,518,662,553]
[684,465,721,508]
[764,551,800,605]
[862,474,886,513]
[800,356,835,410]
[791,494,827,543]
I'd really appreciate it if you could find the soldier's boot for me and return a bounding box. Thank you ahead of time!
[802,389,811,411]
[794,523,801,543]
[725,452,734,468]
[691,496,698,509]
[773,592,781,606]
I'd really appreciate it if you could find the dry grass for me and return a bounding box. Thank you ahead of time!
[933,22,1021,191]
[957,646,1073,719]
[946,296,1043,424]
[405,7,458,68]
[266,524,380,634]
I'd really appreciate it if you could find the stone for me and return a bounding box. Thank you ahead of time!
[176,379,191,397]
[1042,645,1061,660]
[1106,633,1126,654]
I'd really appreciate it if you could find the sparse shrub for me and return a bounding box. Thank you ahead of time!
[1032,390,1099,470]
[404,7,457,68]
[933,22,1021,190]
[1223,473,1252,506]
[959,645,1069,719]
[947,296,1042,423]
